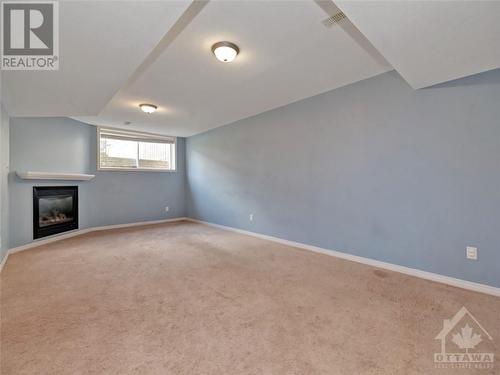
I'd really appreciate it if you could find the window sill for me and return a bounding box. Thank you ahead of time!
[97,167,177,173]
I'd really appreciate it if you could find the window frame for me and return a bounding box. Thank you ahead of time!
[96,127,177,172]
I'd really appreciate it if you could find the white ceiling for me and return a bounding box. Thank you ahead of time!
[76,0,391,137]
[2,1,191,116]
[336,0,500,89]
[2,1,499,136]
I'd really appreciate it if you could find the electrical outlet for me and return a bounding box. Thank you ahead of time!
[466,246,477,260]
[249,213,253,221]
[165,206,170,212]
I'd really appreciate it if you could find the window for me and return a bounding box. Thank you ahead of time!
[98,128,176,171]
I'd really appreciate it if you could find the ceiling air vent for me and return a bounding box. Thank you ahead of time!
[322,11,347,28]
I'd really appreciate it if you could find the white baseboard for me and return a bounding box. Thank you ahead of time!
[0,248,8,273]
[0,217,188,273]
[185,218,500,298]
[2,216,498,298]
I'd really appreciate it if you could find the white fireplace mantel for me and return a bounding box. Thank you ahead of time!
[16,171,95,181]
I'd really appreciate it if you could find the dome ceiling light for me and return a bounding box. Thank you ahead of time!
[139,104,157,114]
[211,41,239,63]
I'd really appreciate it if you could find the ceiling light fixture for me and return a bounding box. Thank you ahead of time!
[139,103,157,114]
[211,41,239,63]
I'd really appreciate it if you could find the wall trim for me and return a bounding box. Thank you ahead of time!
[0,217,188,273]
[2,216,498,297]
[185,218,500,298]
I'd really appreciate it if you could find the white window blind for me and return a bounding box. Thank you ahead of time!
[98,128,176,171]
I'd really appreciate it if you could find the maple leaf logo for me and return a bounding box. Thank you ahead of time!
[451,324,482,352]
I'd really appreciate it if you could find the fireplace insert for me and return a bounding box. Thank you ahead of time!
[33,186,78,239]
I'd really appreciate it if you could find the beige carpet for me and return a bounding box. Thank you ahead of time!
[1,221,499,374]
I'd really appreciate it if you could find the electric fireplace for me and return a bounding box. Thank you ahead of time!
[33,186,78,239]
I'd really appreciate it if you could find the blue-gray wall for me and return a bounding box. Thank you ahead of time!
[0,103,10,261]
[186,70,500,288]
[9,117,186,248]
